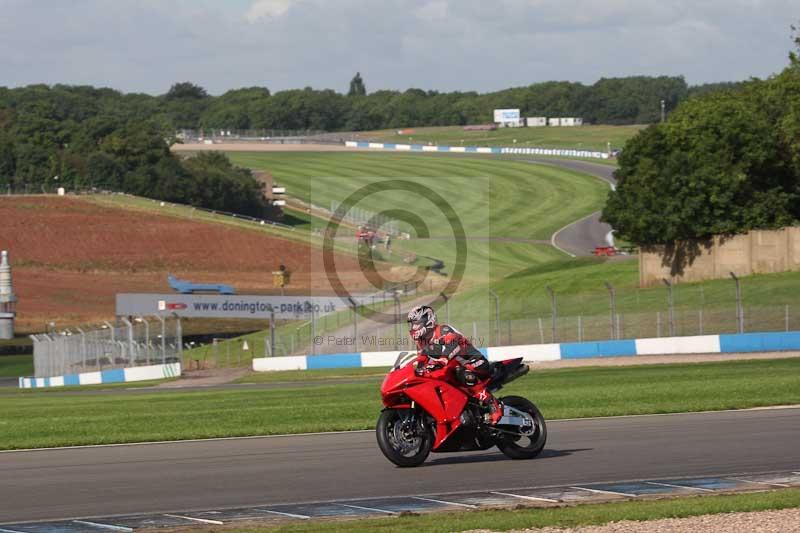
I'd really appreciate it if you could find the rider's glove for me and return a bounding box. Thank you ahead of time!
[426,356,448,370]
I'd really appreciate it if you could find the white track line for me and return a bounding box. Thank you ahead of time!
[336,503,396,515]
[571,486,636,498]
[646,481,714,492]
[163,514,224,525]
[0,528,26,533]
[728,477,791,488]
[256,509,310,519]
[491,491,559,503]
[72,520,133,532]
[412,496,477,508]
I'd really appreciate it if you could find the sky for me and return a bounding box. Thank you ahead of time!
[0,0,796,95]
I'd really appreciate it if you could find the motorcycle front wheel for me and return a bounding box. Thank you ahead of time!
[494,395,547,460]
[376,408,434,467]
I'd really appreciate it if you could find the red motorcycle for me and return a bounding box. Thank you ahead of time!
[377,352,547,467]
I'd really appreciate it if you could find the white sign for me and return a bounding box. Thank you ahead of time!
[493,109,520,123]
[117,293,381,320]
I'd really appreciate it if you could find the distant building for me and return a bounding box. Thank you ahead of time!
[559,117,583,127]
[548,117,561,127]
[526,117,547,127]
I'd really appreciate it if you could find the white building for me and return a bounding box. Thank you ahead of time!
[559,117,583,127]
[548,118,561,127]
[526,117,547,127]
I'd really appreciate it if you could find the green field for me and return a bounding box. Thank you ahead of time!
[358,124,644,151]
[0,355,33,378]
[2,358,798,449]
[227,152,608,285]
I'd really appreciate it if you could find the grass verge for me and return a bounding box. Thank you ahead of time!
[0,358,796,450]
[0,355,33,378]
[220,488,800,532]
[234,367,389,383]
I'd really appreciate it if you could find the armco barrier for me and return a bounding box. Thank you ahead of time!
[19,362,181,389]
[251,331,800,372]
[345,141,610,159]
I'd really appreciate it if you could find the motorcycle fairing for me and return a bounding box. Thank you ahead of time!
[402,379,468,449]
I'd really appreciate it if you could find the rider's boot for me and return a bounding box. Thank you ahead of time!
[479,390,503,425]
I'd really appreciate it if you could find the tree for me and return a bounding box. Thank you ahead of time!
[602,68,800,245]
[348,72,366,97]
[165,82,209,100]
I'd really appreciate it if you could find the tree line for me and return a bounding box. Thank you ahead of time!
[602,31,800,245]
[0,73,743,217]
[175,75,735,131]
[0,84,268,217]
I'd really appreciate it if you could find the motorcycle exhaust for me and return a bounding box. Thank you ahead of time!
[503,363,529,385]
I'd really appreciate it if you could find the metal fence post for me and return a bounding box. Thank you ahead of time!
[662,278,675,337]
[604,281,616,340]
[270,310,276,357]
[786,304,790,332]
[75,327,87,370]
[139,317,150,364]
[730,272,743,333]
[174,314,183,362]
[577,315,582,342]
[309,309,317,356]
[393,295,401,350]
[488,289,500,346]
[546,286,557,343]
[656,311,662,338]
[348,297,358,351]
[155,315,166,363]
[104,321,115,343]
[699,309,704,335]
[537,318,544,344]
[121,317,134,365]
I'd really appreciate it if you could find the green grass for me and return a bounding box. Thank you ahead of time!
[227,152,608,287]
[0,355,33,377]
[358,124,643,152]
[0,358,796,450]
[228,152,608,241]
[235,367,389,383]
[223,489,800,532]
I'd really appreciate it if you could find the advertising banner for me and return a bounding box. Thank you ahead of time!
[116,293,375,319]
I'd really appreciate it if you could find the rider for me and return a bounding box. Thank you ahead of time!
[407,305,503,425]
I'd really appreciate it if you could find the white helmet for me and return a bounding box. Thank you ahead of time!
[407,305,437,341]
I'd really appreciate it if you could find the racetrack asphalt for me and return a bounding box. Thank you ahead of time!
[2,406,798,523]
[525,159,618,257]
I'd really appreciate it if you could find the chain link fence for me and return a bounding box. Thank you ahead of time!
[30,316,182,378]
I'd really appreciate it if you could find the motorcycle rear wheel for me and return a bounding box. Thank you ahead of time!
[495,395,547,460]
[376,408,434,467]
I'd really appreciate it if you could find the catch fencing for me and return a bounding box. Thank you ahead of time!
[30,316,182,378]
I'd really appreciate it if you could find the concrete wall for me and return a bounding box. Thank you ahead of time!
[251,330,799,372]
[639,227,800,287]
[19,362,181,389]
